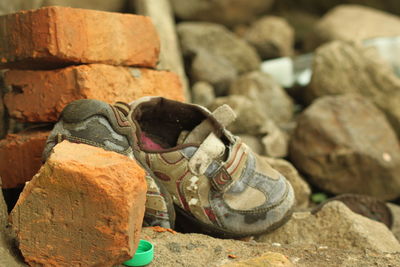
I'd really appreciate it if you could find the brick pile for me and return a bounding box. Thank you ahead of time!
[0,6,185,189]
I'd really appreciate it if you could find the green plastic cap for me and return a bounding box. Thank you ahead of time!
[123,239,154,266]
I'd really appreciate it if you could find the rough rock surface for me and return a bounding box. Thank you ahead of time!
[263,157,311,209]
[209,95,268,135]
[121,226,400,267]
[290,94,400,200]
[191,81,215,108]
[261,120,289,158]
[0,130,49,189]
[244,16,294,59]
[4,65,184,122]
[388,203,400,242]
[257,201,400,253]
[307,5,400,49]
[190,50,237,95]
[177,22,261,75]
[0,6,159,69]
[170,0,274,27]
[230,71,294,125]
[307,41,400,135]
[10,141,147,267]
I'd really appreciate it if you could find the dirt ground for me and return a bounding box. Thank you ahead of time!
[112,227,400,267]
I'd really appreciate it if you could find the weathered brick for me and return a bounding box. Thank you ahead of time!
[10,141,147,267]
[0,6,159,69]
[4,64,185,122]
[0,130,49,189]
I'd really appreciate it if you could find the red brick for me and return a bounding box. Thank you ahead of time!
[10,141,147,266]
[0,130,49,188]
[4,64,185,122]
[0,6,159,69]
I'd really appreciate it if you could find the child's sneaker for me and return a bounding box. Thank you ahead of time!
[127,97,295,237]
[42,99,175,228]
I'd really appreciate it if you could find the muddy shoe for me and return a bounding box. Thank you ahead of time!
[127,97,295,237]
[42,99,175,229]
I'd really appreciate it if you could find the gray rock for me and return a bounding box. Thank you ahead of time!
[190,50,237,95]
[177,22,261,75]
[257,201,400,253]
[261,120,289,158]
[229,71,294,125]
[244,16,294,59]
[170,0,274,27]
[306,40,400,136]
[237,134,263,155]
[290,94,400,200]
[307,5,400,49]
[191,81,215,108]
[263,157,311,209]
[209,95,268,135]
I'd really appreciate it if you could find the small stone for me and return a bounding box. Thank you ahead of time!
[257,201,400,253]
[170,0,274,27]
[190,50,237,95]
[307,5,400,49]
[306,40,400,135]
[10,141,147,266]
[209,95,268,135]
[230,71,294,125]
[290,94,400,200]
[261,120,289,158]
[191,82,215,108]
[178,22,261,75]
[221,252,294,267]
[167,242,182,253]
[244,16,294,59]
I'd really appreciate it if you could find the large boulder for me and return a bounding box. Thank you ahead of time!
[257,201,400,253]
[244,16,294,59]
[290,94,400,200]
[10,141,147,267]
[177,22,261,76]
[307,5,400,49]
[170,0,274,27]
[230,71,294,125]
[306,40,400,136]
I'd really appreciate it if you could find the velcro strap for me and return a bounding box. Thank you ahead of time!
[212,104,236,127]
[188,133,225,175]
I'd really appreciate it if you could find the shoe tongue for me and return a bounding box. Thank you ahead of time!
[178,104,237,145]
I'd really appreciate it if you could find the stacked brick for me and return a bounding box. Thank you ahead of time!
[0,6,184,189]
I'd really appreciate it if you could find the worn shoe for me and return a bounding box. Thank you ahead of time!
[42,99,175,228]
[127,97,295,237]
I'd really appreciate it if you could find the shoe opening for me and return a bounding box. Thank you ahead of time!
[133,98,209,149]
